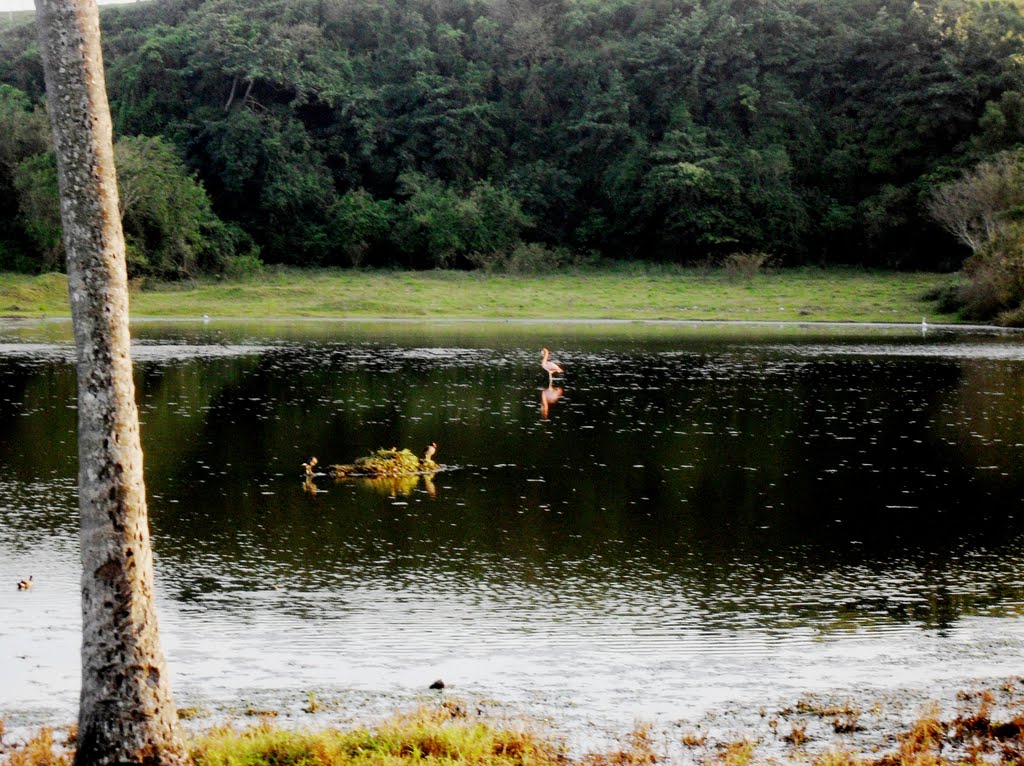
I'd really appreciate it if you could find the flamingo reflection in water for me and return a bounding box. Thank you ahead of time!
[541,385,564,418]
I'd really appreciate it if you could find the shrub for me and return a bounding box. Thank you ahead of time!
[723,251,773,282]
[466,243,581,274]
[394,174,531,268]
[956,227,1024,320]
[921,282,964,314]
[222,253,266,280]
[327,190,396,267]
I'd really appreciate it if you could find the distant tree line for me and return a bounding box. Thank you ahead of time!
[1,0,1023,282]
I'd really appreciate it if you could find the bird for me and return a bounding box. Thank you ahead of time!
[302,456,318,478]
[424,442,437,462]
[429,679,445,690]
[541,348,563,385]
[17,575,33,590]
[921,316,928,335]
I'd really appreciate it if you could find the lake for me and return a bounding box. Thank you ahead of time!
[2,319,1024,750]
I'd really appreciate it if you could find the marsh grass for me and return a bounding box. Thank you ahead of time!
[0,729,69,766]
[7,688,1024,766]
[191,705,562,766]
[0,267,958,323]
[579,724,660,766]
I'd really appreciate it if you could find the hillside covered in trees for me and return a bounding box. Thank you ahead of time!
[1,0,1023,278]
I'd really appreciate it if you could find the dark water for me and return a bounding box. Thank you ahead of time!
[3,319,1024,745]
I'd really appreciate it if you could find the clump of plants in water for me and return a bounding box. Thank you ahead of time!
[329,446,438,478]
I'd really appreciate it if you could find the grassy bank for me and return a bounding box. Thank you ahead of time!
[4,685,1024,766]
[0,267,959,323]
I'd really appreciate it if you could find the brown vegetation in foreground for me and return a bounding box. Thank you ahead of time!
[4,683,1024,766]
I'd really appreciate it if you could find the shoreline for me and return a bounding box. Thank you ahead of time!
[1,314,1013,331]
[4,675,1024,765]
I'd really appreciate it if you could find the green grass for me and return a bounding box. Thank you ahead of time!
[0,266,960,324]
[191,706,561,766]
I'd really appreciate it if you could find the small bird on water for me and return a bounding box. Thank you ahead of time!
[17,575,33,590]
[429,679,445,690]
[540,348,563,385]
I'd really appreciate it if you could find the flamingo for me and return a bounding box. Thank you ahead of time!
[541,348,563,385]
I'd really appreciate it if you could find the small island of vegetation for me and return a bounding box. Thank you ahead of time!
[328,445,440,477]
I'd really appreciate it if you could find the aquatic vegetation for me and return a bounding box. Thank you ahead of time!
[329,447,440,478]
[189,705,562,766]
[579,724,660,766]
[303,692,322,715]
[0,728,70,766]
[784,721,809,747]
[6,687,1024,766]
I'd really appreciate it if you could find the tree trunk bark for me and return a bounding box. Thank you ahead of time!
[33,2,188,765]
[224,75,238,111]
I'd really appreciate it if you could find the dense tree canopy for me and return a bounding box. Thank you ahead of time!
[1,0,1023,272]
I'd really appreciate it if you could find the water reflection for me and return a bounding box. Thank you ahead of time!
[3,323,1024,738]
[330,472,437,497]
[540,385,563,418]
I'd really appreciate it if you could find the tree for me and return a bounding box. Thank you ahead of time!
[927,152,1024,256]
[12,133,250,277]
[115,135,233,278]
[13,152,63,269]
[7,0,1024,270]
[327,189,396,266]
[33,1,188,765]
[0,84,51,268]
[926,150,1024,320]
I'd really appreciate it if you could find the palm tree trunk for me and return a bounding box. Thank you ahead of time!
[33,2,188,764]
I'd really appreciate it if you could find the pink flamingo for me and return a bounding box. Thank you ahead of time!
[541,347,563,385]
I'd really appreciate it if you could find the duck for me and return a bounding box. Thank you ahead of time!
[17,575,33,590]
[302,456,318,478]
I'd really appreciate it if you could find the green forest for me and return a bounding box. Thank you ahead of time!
[1,0,1023,289]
